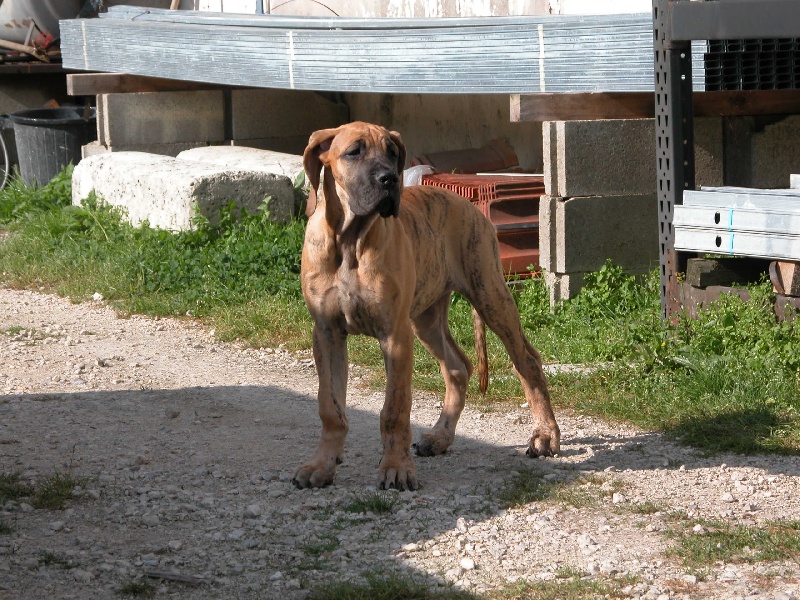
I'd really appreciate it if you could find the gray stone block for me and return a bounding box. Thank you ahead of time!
[553,194,660,275]
[751,116,800,188]
[543,118,722,197]
[544,271,585,305]
[538,194,557,272]
[72,152,295,230]
[231,89,349,140]
[98,91,225,147]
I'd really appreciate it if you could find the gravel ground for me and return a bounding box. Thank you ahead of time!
[0,287,798,600]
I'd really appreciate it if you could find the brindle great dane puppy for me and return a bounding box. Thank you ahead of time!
[293,121,560,491]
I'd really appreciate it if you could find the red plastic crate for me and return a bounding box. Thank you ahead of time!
[420,173,543,275]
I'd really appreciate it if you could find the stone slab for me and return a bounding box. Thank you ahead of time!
[72,152,295,230]
[82,140,207,159]
[177,146,306,215]
[98,91,225,147]
[177,146,304,181]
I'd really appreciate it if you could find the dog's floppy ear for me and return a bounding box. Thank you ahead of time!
[388,130,407,176]
[303,127,342,216]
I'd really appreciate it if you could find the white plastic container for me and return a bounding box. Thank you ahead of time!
[0,0,82,44]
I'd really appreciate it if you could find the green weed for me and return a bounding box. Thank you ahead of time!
[497,469,610,509]
[118,580,156,597]
[303,532,340,557]
[490,566,627,600]
[343,490,401,515]
[0,520,12,534]
[0,472,33,503]
[308,571,477,600]
[666,519,800,567]
[31,471,86,510]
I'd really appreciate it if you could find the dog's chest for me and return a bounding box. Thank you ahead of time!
[334,273,388,337]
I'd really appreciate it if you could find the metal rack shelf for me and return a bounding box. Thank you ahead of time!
[653,0,800,319]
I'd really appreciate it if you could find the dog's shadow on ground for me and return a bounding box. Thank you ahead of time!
[1,383,796,597]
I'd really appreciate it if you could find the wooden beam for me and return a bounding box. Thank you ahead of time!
[66,73,244,96]
[511,90,800,122]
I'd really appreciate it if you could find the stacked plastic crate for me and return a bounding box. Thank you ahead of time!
[420,173,544,276]
[704,38,800,91]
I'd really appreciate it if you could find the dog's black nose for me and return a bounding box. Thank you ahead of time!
[377,171,398,189]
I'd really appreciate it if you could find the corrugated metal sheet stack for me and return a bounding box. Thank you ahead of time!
[60,6,707,94]
[421,173,544,276]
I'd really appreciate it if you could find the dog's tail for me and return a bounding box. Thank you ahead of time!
[472,308,488,395]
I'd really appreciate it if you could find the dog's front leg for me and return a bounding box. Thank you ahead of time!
[293,324,349,488]
[377,324,418,491]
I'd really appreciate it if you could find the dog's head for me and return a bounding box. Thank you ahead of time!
[303,122,407,219]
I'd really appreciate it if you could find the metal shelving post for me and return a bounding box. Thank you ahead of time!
[653,0,695,320]
[653,0,800,320]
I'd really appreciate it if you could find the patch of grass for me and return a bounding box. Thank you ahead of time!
[344,490,401,515]
[489,567,627,600]
[308,572,477,600]
[497,469,612,509]
[0,520,13,534]
[118,580,156,597]
[666,519,800,567]
[30,471,86,510]
[626,501,666,516]
[0,472,34,503]
[38,550,72,568]
[303,532,340,557]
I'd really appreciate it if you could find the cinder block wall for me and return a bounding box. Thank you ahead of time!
[84,89,350,158]
[540,118,724,304]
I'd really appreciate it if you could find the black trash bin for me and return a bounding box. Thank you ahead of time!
[8,107,97,187]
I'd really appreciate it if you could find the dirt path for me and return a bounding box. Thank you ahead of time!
[0,288,798,599]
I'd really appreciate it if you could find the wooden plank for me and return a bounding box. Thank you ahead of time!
[685,257,767,288]
[66,73,239,96]
[512,90,800,122]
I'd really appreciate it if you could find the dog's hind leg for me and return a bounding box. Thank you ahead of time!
[467,278,560,457]
[293,324,350,488]
[411,294,473,457]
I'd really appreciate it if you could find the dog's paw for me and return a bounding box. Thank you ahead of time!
[526,428,560,458]
[377,457,418,491]
[412,432,452,457]
[292,459,337,489]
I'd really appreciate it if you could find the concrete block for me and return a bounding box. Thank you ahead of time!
[553,194,659,274]
[98,91,225,147]
[231,89,349,141]
[72,152,295,230]
[82,140,207,159]
[751,116,800,188]
[543,118,722,197]
[538,194,557,272]
[545,271,585,305]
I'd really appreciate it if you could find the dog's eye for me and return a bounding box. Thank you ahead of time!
[344,144,362,157]
[386,143,398,158]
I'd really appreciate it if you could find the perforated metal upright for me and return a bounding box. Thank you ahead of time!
[653,0,695,320]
